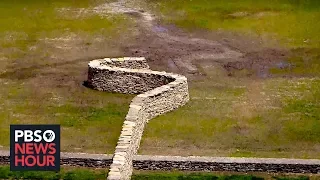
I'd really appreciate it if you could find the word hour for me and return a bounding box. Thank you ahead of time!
[14,143,56,167]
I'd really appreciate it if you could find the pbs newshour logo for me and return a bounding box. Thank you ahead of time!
[10,125,60,171]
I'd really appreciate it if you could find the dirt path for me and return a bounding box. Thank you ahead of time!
[90,0,244,75]
[55,0,289,78]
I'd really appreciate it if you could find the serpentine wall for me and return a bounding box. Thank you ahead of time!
[87,57,190,180]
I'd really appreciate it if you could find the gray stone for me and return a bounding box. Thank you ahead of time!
[86,57,190,179]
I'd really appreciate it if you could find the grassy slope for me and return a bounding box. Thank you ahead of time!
[0,0,134,153]
[0,166,314,180]
[140,0,320,158]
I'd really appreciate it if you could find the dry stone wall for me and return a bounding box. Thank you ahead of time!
[87,58,175,94]
[2,58,320,177]
[133,155,320,174]
[1,151,320,174]
[100,57,150,69]
[87,57,190,180]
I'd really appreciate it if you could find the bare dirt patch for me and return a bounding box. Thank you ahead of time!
[52,0,287,80]
[223,48,289,78]
[100,1,288,79]
[122,23,290,79]
[121,23,244,76]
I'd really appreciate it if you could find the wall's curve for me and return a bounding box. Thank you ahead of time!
[87,57,190,180]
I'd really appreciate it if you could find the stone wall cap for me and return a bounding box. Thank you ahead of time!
[137,94,149,98]
[133,155,320,165]
[60,152,112,160]
[88,60,102,67]
[115,145,129,149]
[129,104,142,109]
[136,57,146,61]
[113,160,125,165]
[125,115,139,121]
[104,58,112,62]
[124,121,136,126]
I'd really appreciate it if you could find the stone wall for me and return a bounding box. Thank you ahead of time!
[0,151,113,168]
[100,57,150,69]
[1,151,320,174]
[60,152,113,168]
[0,151,9,166]
[87,57,190,179]
[87,58,175,94]
[2,57,319,177]
[133,155,320,174]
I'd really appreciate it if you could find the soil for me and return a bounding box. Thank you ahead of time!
[106,0,291,79]
[9,0,290,81]
[223,49,289,78]
[0,0,293,84]
[0,0,295,82]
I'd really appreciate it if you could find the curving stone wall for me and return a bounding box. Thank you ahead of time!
[87,57,190,180]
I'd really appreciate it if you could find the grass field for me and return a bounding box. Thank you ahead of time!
[0,0,135,153]
[0,166,315,180]
[139,0,320,158]
[141,78,320,157]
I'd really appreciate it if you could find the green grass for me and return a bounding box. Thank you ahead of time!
[271,78,320,144]
[0,0,134,153]
[0,0,123,59]
[141,72,320,158]
[0,166,108,180]
[133,171,314,180]
[132,174,264,180]
[139,0,320,158]
[270,48,320,76]
[151,0,320,48]
[0,166,314,180]
[0,80,134,153]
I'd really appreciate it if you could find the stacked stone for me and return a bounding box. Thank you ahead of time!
[1,150,320,174]
[0,150,9,165]
[133,155,320,174]
[60,152,112,168]
[87,57,190,179]
[87,59,174,94]
[100,57,150,69]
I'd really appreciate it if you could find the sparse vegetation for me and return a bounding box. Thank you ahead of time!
[140,0,320,158]
[0,166,316,180]
[148,0,320,77]
[0,0,134,153]
[141,77,320,158]
[150,0,320,48]
[0,166,108,180]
